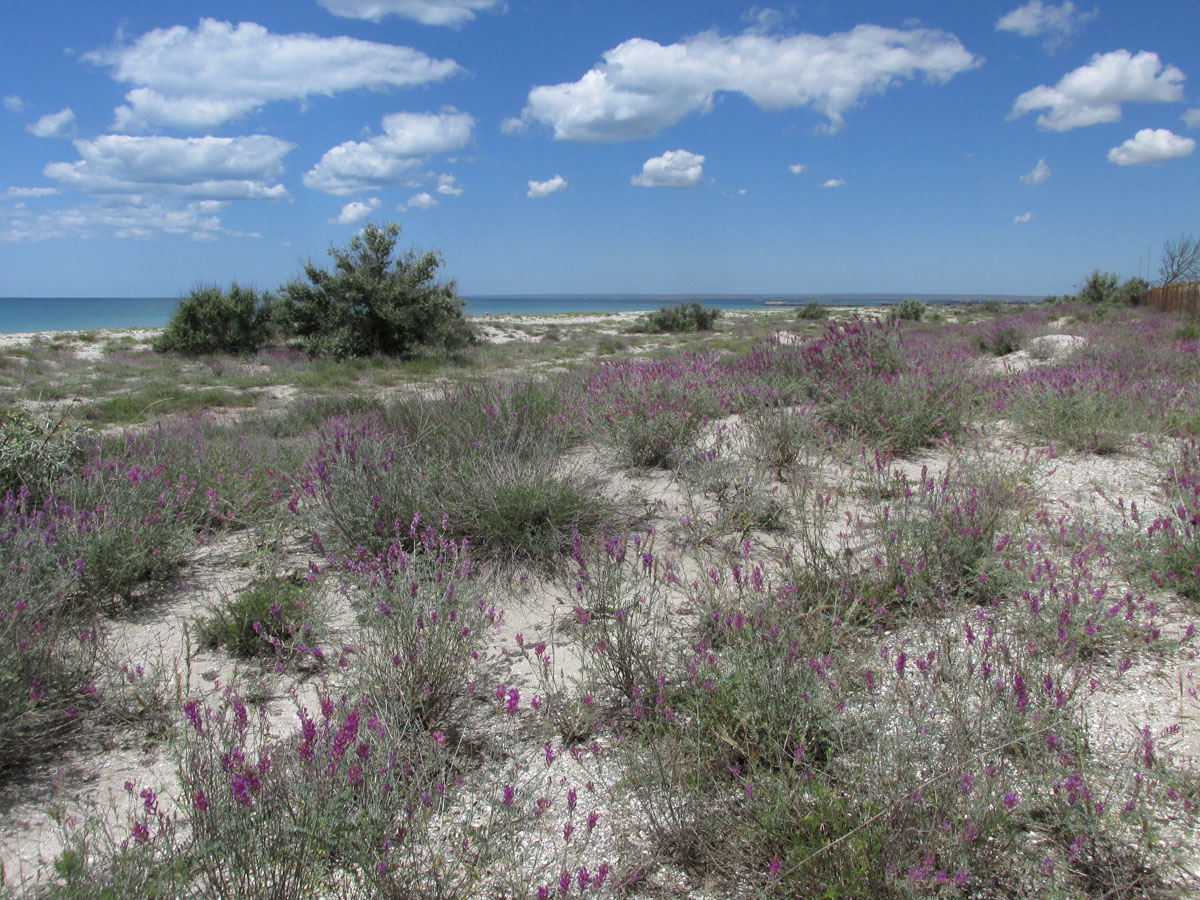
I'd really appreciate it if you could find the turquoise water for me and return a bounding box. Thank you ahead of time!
[0,294,1039,334]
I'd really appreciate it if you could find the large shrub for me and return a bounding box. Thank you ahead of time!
[636,302,722,334]
[281,222,474,359]
[154,284,273,355]
[1076,271,1146,306]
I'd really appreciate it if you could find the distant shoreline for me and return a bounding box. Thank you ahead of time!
[0,293,1042,336]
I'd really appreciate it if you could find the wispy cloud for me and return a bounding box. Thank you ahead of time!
[788,163,807,174]
[0,198,247,243]
[317,0,502,26]
[27,107,77,138]
[1182,108,1200,129]
[995,1,1097,52]
[1019,158,1051,185]
[821,178,846,188]
[3,95,26,113]
[5,187,60,198]
[43,134,294,200]
[1013,211,1034,225]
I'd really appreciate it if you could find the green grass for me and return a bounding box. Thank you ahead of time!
[85,384,256,425]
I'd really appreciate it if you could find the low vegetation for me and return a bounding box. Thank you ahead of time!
[3,295,1200,900]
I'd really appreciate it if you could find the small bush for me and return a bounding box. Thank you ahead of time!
[977,324,1024,356]
[1008,364,1147,454]
[980,300,1003,314]
[896,297,925,321]
[0,408,86,501]
[596,336,626,355]
[1175,320,1200,340]
[154,284,273,356]
[196,575,317,660]
[636,302,722,334]
[796,301,829,320]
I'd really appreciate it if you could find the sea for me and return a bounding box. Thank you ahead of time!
[0,293,1041,335]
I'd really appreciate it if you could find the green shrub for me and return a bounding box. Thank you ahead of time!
[980,300,1003,314]
[154,284,273,356]
[796,301,829,320]
[596,336,626,355]
[1175,320,1200,340]
[0,408,86,500]
[636,302,722,334]
[1075,270,1146,306]
[896,298,925,321]
[281,222,474,359]
[978,325,1024,356]
[1115,275,1148,306]
[196,575,317,660]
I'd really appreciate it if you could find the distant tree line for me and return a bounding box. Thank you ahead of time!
[1039,233,1198,307]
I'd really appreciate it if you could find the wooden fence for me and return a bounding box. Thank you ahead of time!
[1145,280,1200,317]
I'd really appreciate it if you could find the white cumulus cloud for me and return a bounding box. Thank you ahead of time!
[1010,49,1186,131]
[632,150,705,188]
[85,19,462,130]
[436,174,464,195]
[3,95,25,112]
[43,134,294,200]
[514,24,980,141]
[1013,211,1034,224]
[788,163,807,174]
[317,0,501,26]
[303,110,475,195]
[27,107,77,138]
[995,1,1097,51]
[332,197,380,224]
[406,192,438,210]
[1019,158,1051,185]
[527,174,567,198]
[821,178,846,188]
[1183,108,1200,129]
[1107,128,1196,166]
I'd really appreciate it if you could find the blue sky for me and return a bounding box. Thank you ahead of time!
[1,0,1197,297]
